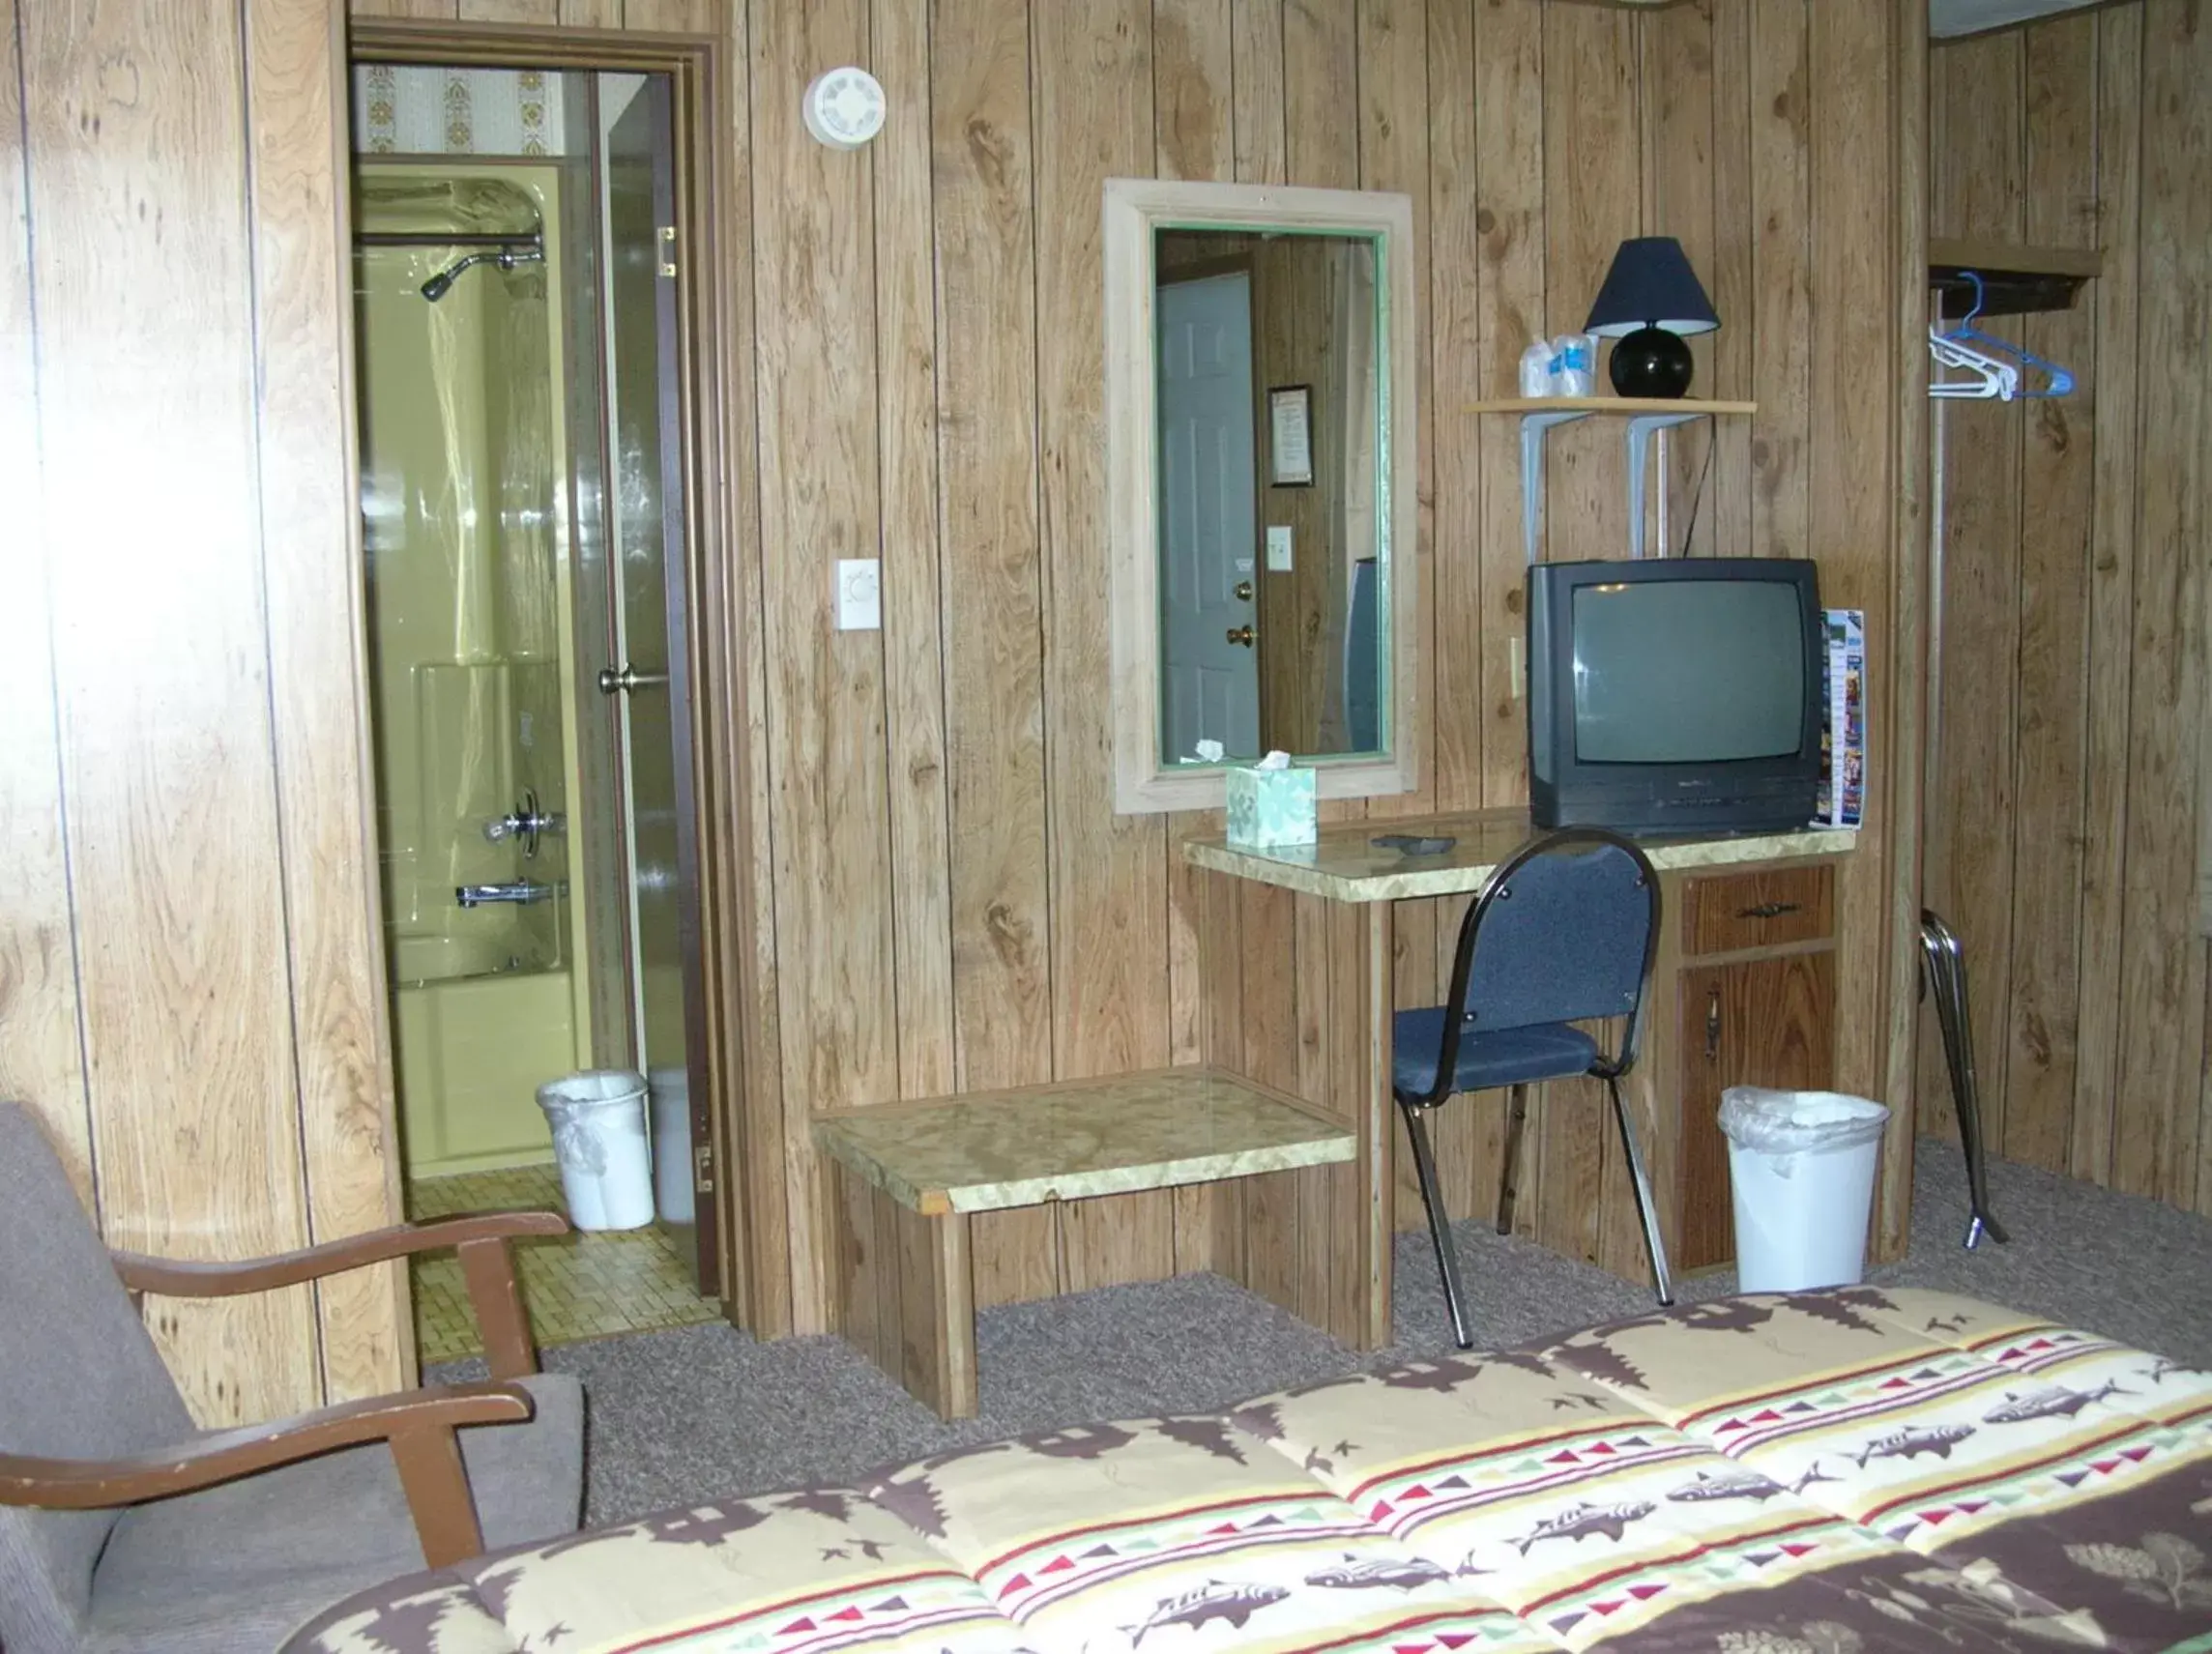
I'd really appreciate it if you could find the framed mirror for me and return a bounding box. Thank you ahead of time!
[1106,178,1418,814]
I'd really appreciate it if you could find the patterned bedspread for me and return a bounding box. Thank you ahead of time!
[287,1289,2212,1654]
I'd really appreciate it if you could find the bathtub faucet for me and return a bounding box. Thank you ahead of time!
[455,880,565,910]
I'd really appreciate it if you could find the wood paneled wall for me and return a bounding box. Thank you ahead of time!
[5,0,1926,1419]
[1924,0,2212,1217]
[5,0,403,1424]
[663,0,1922,1330]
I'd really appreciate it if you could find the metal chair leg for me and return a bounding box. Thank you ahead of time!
[1496,1083,1529,1236]
[1919,911,2010,1249]
[1398,1097,1474,1349]
[1605,1074,1675,1306]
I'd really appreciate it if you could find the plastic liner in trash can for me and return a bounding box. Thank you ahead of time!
[1718,1088,1890,1293]
[537,1071,655,1232]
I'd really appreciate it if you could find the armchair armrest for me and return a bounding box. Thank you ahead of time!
[0,1380,536,1568]
[112,1212,568,1380]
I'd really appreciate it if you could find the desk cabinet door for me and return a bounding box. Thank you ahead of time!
[1676,951,1836,1271]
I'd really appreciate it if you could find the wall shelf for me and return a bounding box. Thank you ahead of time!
[1466,396,1759,417]
[1929,238,2102,318]
[1468,398,1759,562]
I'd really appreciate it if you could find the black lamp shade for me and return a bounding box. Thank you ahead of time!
[1584,236,1719,339]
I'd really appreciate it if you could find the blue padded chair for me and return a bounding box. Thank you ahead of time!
[1393,827,1674,1348]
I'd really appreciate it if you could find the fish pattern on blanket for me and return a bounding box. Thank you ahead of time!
[282,1292,2212,1654]
[868,1416,1558,1652]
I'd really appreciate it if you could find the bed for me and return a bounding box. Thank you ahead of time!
[288,1286,2212,1653]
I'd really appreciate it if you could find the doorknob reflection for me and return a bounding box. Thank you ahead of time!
[1225,624,1255,648]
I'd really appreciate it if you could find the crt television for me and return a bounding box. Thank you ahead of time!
[1527,557,1824,835]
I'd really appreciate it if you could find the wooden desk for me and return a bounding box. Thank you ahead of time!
[1182,806,1857,1351]
[817,1067,1355,1416]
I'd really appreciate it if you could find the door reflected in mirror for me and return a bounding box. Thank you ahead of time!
[1154,228,1383,767]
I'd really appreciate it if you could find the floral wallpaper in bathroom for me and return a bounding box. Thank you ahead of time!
[352,66,571,158]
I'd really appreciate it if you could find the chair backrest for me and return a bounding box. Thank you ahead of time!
[0,1103,195,1654]
[1449,828,1659,1048]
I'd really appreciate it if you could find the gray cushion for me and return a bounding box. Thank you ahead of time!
[0,1105,196,1654]
[87,1373,582,1654]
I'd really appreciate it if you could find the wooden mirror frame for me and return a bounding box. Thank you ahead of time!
[1105,178,1420,815]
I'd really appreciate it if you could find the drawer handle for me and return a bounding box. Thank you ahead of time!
[1735,900,1802,920]
[1704,990,1722,1060]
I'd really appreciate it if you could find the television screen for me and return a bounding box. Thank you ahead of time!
[1571,580,1808,765]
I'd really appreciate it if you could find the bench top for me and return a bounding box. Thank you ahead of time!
[814,1067,1356,1216]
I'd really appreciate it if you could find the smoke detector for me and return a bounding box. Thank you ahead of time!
[803,68,887,150]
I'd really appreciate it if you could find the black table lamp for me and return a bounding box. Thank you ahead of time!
[1585,236,1719,398]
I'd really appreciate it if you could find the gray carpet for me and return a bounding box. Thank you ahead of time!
[433,1138,2212,1524]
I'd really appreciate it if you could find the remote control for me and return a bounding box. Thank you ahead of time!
[1371,833,1456,856]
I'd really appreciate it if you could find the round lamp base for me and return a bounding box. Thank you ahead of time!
[1608,326,1695,398]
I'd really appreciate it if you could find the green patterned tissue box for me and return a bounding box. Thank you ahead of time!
[1225,761,1317,849]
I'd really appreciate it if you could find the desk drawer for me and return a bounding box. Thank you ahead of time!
[1681,865,1834,955]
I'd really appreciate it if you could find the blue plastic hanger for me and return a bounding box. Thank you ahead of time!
[1940,271,2074,398]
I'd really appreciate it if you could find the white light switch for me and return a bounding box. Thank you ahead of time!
[1266,525,1294,572]
[835,558,881,630]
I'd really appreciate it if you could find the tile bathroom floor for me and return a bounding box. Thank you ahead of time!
[407,1162,721,1363]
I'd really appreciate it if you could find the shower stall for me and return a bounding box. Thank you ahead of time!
[351,71,711,1282]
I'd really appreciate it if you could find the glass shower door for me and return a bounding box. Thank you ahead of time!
[601,74,716,1296]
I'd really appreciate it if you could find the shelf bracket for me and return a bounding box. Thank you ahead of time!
[1625,412,1706,560]
[1519,410,1591,565]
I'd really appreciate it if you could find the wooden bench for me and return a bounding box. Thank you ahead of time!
[815,1066,1357,1417]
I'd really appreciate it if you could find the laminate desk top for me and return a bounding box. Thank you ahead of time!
[1182,806,1855,902]
[815,1067,1355,1217]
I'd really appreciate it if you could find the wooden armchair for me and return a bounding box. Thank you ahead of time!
[0,1104,585,1654]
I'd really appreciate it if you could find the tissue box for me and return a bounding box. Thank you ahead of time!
[1226,763,1318,849]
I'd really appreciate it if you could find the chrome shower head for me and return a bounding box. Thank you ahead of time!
[419,245,542,302]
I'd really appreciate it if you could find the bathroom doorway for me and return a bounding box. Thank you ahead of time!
[347,38,740,1346]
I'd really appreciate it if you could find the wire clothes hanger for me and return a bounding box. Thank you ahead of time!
[1930,270,2074,400]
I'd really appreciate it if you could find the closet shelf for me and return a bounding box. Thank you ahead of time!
[1930,239,2101,319]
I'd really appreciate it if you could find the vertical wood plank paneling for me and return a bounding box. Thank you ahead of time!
[1282,0,1356,191]
[2071,4,2141,1188]
[1473,0,1542,811]
[458,0,557,20]
[750,0,896,1333]
[1161,1,1237,1083]
[1806,0,1898,1120]
[245,0,408,1399]
[0,0,94,1207]
[933,0,1057,1305]
[1036,0,1175,1292]
[347,0,459,17]
[1644,1,1717,558]
[1746,0,1810,564]
[26,0,320,1426]
[1422,3,1490,1227]
[873,0,957,1104]
[2114,0,2210,1208]
[1361,0,1439,1080]
[1925,31,2024,1148]
[1428,0,1481,815]
[1155,0,1233,181]
[1230,0,1286,187]
[622,0,715,30]
[2000,14,2096,1175]
[1877,0,1926,1265]
[703,1,794,1339]
[1542,3,1638,567]
[1703,0,1752,559]
[1532,2,1641,1259]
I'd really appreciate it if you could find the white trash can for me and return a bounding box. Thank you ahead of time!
[648,1065,694,1228]
[537,1070,655,1231]
[1718,1087,1891,1292]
